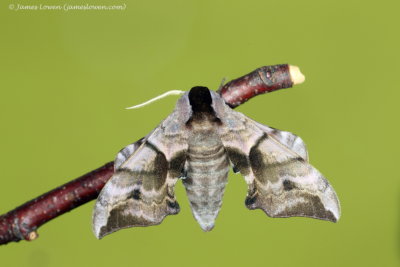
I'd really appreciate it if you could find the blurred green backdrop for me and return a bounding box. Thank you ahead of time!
[1,0,399,266]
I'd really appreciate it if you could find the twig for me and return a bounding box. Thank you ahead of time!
[219,64,304,108]
[0,162,114,245]
[0,64,303,245]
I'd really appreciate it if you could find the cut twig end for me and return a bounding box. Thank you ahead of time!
[289,65,305,85]
[27,231,38,241]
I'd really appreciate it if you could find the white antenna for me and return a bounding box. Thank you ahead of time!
[125,90,185,110]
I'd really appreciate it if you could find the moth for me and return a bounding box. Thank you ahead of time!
[92,86,340,239]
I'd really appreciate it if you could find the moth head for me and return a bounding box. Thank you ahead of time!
[188,86,213,113]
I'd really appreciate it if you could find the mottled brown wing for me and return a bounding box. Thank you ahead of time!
[114,137,145,169]
[242,133,340,222]
[251,121,308,161]
[93,106,190,239]
[211,92,340,222]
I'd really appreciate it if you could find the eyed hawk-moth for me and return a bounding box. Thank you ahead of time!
[92,86,340,239]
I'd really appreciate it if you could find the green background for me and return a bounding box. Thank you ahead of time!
[1,0,399,266]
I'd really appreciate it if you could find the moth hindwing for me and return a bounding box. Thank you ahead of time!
[92,86,340,238]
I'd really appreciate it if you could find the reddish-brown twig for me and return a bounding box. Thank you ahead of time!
[0,64,302,245]
[219,64,301,108]
[0,162,114,245]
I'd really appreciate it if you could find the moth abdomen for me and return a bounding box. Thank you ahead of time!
[183,127,230,231]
